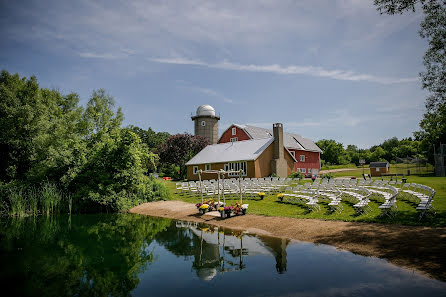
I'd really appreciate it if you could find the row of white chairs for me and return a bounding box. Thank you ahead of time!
[399,183,436,219]
[280,181,400,216]
[176,178,435,219]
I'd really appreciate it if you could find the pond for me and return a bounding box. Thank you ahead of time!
[0,214,445,297]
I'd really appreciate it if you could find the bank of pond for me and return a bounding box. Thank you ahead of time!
[1,214,445,297]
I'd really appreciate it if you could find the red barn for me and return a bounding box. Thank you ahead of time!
[219,124,322,176]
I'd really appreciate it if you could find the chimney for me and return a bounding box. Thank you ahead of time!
[271,123,288,177]
[273,123,284,160]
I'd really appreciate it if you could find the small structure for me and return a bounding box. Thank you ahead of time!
[369,162,390,177]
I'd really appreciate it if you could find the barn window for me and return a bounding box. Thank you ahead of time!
[193,166,198,175]
[227,161,247,176]
[230,137,238,142]
[205,164,211,171]
[201,121,206,126]
[300,155,305,162]
[232,127,236,135]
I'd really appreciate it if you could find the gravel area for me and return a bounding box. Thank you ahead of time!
[130,200,446,281]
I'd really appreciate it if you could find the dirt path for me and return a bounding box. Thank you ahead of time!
[130,200,446,281]
[319,168,361,174]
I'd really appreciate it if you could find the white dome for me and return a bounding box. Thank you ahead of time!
[196,104,216,117]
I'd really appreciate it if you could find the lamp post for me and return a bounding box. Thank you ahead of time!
[360,159,365,176]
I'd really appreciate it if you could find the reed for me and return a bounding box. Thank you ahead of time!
[9,186,27,217]
[27,187,39,216]
[40,182,62,216]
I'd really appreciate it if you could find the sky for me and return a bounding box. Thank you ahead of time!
[0,0,428,148]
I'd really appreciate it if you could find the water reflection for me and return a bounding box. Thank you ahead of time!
[1,214,445,297]
[170,221,289,279]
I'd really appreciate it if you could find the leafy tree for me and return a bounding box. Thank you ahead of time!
[158,133,209,179]
[0,70,168,212]
[371,146,386,162]
[316,139,347,165]
[374,0,446,160]
[0,70,84,183]
[126,125,171,151]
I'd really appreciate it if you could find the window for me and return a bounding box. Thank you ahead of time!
[300,155,305,162]
[290,151,295,158]
[230,137,238,142]
[308,168,312,173]
[193,166,199,175]
[205,164,211,171]
[232,127,236,135]
[376,168,380,172]
[300,168,306,173]
[227,161,247,176]
[201,121,206,126]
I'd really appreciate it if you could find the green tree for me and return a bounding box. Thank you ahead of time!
[374,0,446,159]
[316,139,347,165]
[126,125,171,151]
[158,133,209,179]
[0,70,84,183]
[0,71,168,212]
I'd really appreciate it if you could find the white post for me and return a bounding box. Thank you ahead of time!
[221,170,225,206]
[217,171,220,205]
[239,170,243,205]
[198,170,203,204]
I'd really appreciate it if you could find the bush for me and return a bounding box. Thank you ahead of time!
[321,173,333,180]
[288,171,303,179]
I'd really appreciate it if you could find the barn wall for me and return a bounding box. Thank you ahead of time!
[218,125,251,143]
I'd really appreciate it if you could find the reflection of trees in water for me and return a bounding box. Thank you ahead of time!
[0,214,171,297]
[155,222,289,280]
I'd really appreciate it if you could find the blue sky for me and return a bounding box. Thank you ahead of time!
[0,0,427,148]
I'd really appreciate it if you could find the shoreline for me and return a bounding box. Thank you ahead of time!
[130,200,446,282]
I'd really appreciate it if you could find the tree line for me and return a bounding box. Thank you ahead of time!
[316,137,423,166]
[0,70,173,215]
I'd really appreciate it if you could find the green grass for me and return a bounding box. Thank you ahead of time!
[321,163,359,170]
[162,173,446,227]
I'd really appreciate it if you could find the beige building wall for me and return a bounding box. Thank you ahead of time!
[187,143,295,180]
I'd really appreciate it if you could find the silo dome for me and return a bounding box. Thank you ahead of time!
[196,104,216,117]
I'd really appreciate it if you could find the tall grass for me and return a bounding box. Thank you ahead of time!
[9,187,27,217]
[1,182,68,217]
[40,182,62,216]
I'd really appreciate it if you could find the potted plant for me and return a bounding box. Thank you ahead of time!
[198,204,209,215]
[218,206,233,218]
[257,192,265,200]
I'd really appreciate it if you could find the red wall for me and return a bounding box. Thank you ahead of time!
[219,125,320,175]
[289,149,320,172]
[218,125,251,143]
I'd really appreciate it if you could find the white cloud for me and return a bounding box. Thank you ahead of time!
[79,52,121,59]
[189,86,238,104]
[150,57,419,84]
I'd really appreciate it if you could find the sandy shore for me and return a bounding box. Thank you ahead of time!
[130,200,446,281]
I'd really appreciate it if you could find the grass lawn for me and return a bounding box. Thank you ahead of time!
[162,172,446,227]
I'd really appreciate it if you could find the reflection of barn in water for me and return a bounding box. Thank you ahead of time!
[172,221,289,280]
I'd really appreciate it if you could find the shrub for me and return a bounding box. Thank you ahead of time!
[288,171,303,179]
[321,173,333,179]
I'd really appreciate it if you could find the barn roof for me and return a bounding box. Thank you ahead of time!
[369,162,389,168]
[186,138,274,165]
[227,124,322,153]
